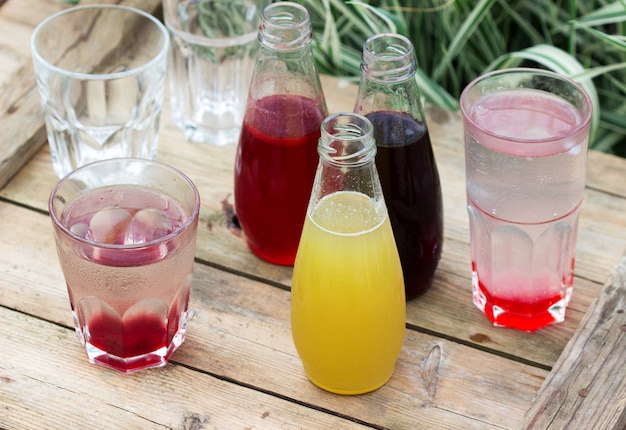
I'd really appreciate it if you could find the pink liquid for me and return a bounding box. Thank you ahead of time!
[57,185,197,372]
[465,88,587,331]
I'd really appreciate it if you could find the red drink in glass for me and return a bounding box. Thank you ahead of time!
[461,69,591,331]
[50,159,200,372]
[234,94,324,265]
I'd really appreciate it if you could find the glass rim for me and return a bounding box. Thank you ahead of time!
[31,4,170,81]
[262,1,310,26]
[361,32,416,81]
[318,112,376,166]
[164,20,258,47]
[363,32,414,58]
[460,67,593,144]
[259,1,312,51]
[49,158,201,250]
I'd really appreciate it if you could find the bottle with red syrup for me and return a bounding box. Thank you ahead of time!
[354,33,443,300]
[234,1,328,266]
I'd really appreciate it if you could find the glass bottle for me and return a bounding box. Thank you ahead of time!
[291,113,406,395]
[234,1,328,266]
[354,33,444,300]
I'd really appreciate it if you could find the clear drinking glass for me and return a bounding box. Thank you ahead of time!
[460,68,592,331]
[163,0,268,146]
[31,5,170,178]
[49,158,200,373]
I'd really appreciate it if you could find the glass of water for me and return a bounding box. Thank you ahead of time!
[30,5,170,179]
[460,68,592,331]
[163,0,268,146]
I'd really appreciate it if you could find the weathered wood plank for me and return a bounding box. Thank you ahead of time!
[522,254,626,430]
[586,149,626,199]
[0,16,31,93]
[0,0,73,27]
[0,63,48,189]
[0,200,547,429]
[0,307,374,430]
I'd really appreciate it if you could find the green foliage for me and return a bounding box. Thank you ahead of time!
[292,0,626,156]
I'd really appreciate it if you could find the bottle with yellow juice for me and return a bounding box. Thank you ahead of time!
[291,112,406,395]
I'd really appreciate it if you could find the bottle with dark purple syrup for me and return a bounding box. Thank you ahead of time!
[354,33,443,300]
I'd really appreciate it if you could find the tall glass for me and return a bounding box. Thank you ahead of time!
[49,159,200,373]
[163,0,268,146]
[460,68,592,331]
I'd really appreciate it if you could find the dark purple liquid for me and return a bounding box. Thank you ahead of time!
[367,111,443,300]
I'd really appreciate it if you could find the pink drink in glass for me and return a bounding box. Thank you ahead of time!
[50,159,200,372]
[461,69,591,331]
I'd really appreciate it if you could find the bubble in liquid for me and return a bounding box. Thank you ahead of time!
[88,207,132,244]
[126,208,173,244]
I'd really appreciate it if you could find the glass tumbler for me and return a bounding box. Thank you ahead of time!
[31,5,170,178]
[460,68,592,331]
[49,158,200,373]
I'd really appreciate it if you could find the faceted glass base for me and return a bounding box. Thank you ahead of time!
[74,311,188,374]
[472,274,571,332]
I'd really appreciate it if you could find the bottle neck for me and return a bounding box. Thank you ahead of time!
[360,33,416,83]
[355,33,426,122]
[313,113,386,218]
[318,113,376,168]
[258,2,312,51]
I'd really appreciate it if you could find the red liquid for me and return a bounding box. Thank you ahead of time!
[366,111,443,299]
[81,286,190,372]
[58,185,196,373]
[474,265,566,332]
[471,258,573,332]
[89,313,167,360]
[235,94,325,265]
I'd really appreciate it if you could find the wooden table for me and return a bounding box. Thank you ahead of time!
[1,1,625,429]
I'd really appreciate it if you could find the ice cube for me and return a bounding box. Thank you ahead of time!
[88,207,132,244]
[127,208,173,244]
[69,222,90,239]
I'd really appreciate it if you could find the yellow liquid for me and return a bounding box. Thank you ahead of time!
[291,191,406,394]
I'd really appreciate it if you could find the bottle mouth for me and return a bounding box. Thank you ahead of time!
[318,113,376,166]
[361,33,416,82]
[258,2,312,50]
